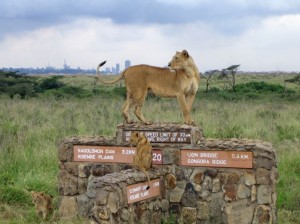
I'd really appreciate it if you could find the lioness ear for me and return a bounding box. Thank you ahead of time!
[139,132,145,138]
[182,50,189,58]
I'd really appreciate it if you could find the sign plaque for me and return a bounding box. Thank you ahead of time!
[127,179,161,204]
[181,150,253,168]
[74,145,163,165]
[123,130,191,143]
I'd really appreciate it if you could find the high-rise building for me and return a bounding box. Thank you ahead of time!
[116,63,120,73]
[125,60,131,69]
[63,59,70,70]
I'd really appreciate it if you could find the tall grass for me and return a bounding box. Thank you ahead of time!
[0,78,299,223]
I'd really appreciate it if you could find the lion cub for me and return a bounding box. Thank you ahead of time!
[130,132,153,189]
[31,191,53,220]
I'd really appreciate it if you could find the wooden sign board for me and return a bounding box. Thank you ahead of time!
[181,150,253,169]
[127,179,161,204]
[123,130,191,143]
[73,145,163,165]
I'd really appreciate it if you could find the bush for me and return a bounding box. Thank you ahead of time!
[208,87,220,92]
[38,76,65,91]
[235,81,286,93]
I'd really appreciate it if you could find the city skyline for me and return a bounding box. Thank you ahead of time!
[1,59,132,75]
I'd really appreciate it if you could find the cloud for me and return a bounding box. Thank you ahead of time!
[1,0,299,39]
[1,13,300,72]
[0,1,300,71]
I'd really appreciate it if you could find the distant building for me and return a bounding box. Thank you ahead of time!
[63,59,70,70]
[116,63,120,73]
[125,60,131,69]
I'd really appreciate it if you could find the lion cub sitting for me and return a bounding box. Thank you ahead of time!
[31,191,53,220]
[130,132,153,189]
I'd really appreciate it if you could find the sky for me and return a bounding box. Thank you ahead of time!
[0,0,300,72]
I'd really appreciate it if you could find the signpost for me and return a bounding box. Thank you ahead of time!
[181,150,253,168]
[73,145,163,165]
[127,179,161,204]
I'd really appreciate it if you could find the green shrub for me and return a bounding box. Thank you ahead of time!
[38,76,65,91]
[235,81,286,93]
[112,86,126,98]
[208,87,220,92]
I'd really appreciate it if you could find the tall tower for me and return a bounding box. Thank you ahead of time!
[63,59,70,70]
[125,60,131,69]
[116,63,120,73]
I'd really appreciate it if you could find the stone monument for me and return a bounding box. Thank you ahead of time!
[58,123,278,223]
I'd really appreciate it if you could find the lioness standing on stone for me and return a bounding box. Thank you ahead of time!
[130,131,152,189]
[97,50,200,125]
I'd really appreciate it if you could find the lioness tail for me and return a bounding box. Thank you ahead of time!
[96,60,126,84]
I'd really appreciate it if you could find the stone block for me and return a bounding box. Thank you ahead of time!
[162,148,175,164]
[58,196,78,219]
[182,182,199,207]
[190,169,203,184]
[252,205,273,224]
[225,199,254,224]
[196,201,209,220]
[170,187,185,203]
[212,178,221,193]
[180,207,197,224]
[244,170,256,186]
[223,184,236,202]
[251,185,257,202]
[237,184,250,199]
[255,157,273,170]
[58,170,79,196]
[256,168,271,185]
[257,185,272,205]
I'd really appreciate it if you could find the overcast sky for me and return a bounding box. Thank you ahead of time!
[0,0,300,72]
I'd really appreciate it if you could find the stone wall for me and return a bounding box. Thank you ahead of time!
[57,123,278,224]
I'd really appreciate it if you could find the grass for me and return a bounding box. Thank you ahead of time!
[0,74,300,223]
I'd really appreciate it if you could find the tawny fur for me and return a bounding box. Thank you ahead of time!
[97,50,200,125]
[130,132,153,189]
[31,191,53,220]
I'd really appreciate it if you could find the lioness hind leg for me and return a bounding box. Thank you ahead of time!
[122,95,133,123]
[144,154,152,170]
[134,104,151,125]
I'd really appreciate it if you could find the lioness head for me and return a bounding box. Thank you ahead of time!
[168,49,191,69]
[31,191,46,205]
[129,131,144,145]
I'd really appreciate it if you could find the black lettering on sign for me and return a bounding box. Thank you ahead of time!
[124,130,191,143]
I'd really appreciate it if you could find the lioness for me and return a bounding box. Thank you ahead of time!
[97,50,200,125]
[31,191,53,220]
[130,131,152,189]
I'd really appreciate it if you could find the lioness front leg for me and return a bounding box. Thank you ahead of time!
[177,94,192,125]
[185,93,196,124]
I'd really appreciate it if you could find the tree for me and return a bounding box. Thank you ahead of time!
[285,75,300,85]
[201,70,219,92]
[218,65,240,92]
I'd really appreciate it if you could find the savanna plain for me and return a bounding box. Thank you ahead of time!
[0,72,299,223]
